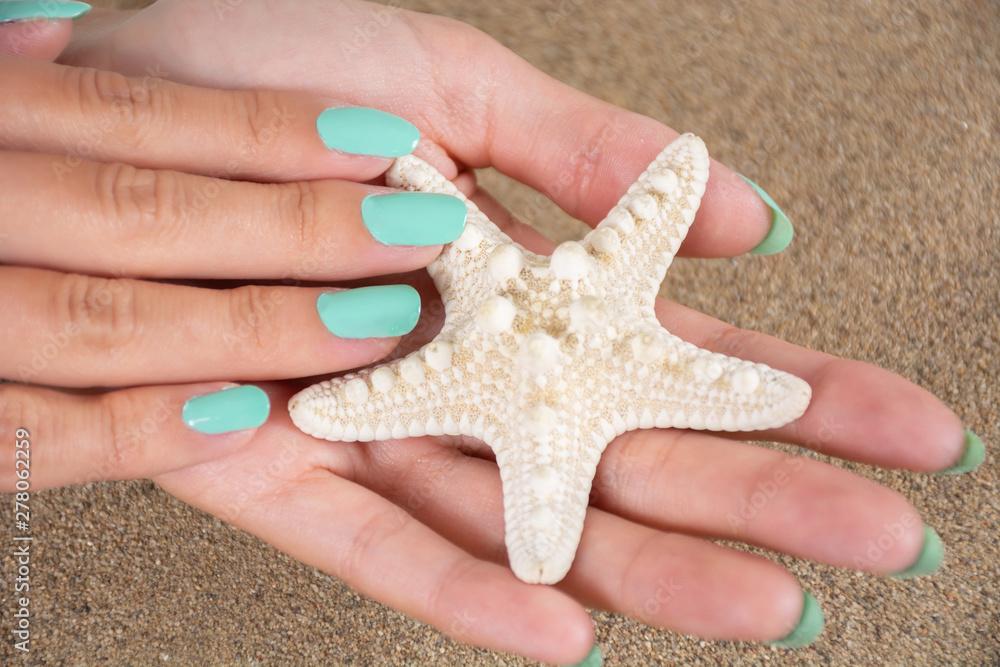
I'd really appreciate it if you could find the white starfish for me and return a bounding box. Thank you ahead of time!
[289,134,811,584]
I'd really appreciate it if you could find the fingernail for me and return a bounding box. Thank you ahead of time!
[361,192,467,246]
[938,428,986,475]
[892,525,944,579]
[568,644,602,667]
[741,175,794,255]
[768,591,824,649]
[316,285,421,339]
[182,385,270,435]
[0,1,91,22]
[316,106,419,158]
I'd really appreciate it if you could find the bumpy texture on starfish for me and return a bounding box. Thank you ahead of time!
[289,134,812,584]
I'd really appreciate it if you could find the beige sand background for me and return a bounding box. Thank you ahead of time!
[2,0,998,664]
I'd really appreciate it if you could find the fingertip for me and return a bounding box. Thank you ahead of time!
[809,359,966,471]
[768,591,825,649]
[679,163,775,258]
[316,106,419,158]
[523,590,595,665]
[740,175,795,256]
[742,558,811,642]
[937,429,986,475]
[0,17,72,60]
[891,524,945,579]
[181,384,270,436]
[566,643,602,667]
[314,285,422,341]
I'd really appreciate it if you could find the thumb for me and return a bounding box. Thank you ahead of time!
[437,27,778,258]
[0,1,91,60]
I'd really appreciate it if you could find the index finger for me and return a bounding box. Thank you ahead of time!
[0,56,446,183]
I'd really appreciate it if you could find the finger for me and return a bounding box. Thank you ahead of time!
[0,10,73,60]
[654,298,968,472]
[349,440,813,645]
[0,151,464,279]
[0,56,446,183]
[0,381,269,492]
[154,420,595,664]
[592,430,931,575]
[416,26,776,257]
[2,266,413,387]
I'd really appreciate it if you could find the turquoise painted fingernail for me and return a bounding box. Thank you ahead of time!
[361,192,467,246]
[568,644,602,667]
[938,429,986,475]
[182,385,270,435]
[768,591,824,648]
[316,285,421,339]
[741,175,794,255]
[316,107,419,158]
[0,1,91,22]
[892,525,944,579]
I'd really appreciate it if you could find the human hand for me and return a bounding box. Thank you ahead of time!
[13,1,986,664]
[0,50,475,491]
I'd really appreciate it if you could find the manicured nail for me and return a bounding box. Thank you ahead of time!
[768,591,824,648]
[182,385,270,435]
[361,192,467,246]
[0,1,91,22]
[892,525,944,579]
[938,429,986,475]
[316,106,419,158]
[316,285,421,339]
[568,644,602,667]
[741,175,794,255]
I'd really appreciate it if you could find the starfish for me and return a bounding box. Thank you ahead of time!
[289,133,811,584]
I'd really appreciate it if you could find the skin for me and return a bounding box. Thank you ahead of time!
[0,2,970,663]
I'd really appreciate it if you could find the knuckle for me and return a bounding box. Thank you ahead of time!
[0,385,36,438]
[94,162,184,244]
[0,385,43,491]
[699,322,760,359]
[424,556,481,635]
[225,285,283,357]
[618,531,662,619]
[555,116,625,214]
[281,180,322,252]
[228,88,289,164]
[597,430,685,515]
[68,66,168,145]
[338,506,410,585]
[96,391,142,481]
[54,273,139,352]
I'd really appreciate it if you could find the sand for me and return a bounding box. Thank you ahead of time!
[1,0,997,665]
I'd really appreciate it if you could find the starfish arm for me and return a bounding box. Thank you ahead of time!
[583,133,710,305]
[603,325,812,433]
[387,156,517,310]
[288,338,504,443]
[493,429,607,585]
